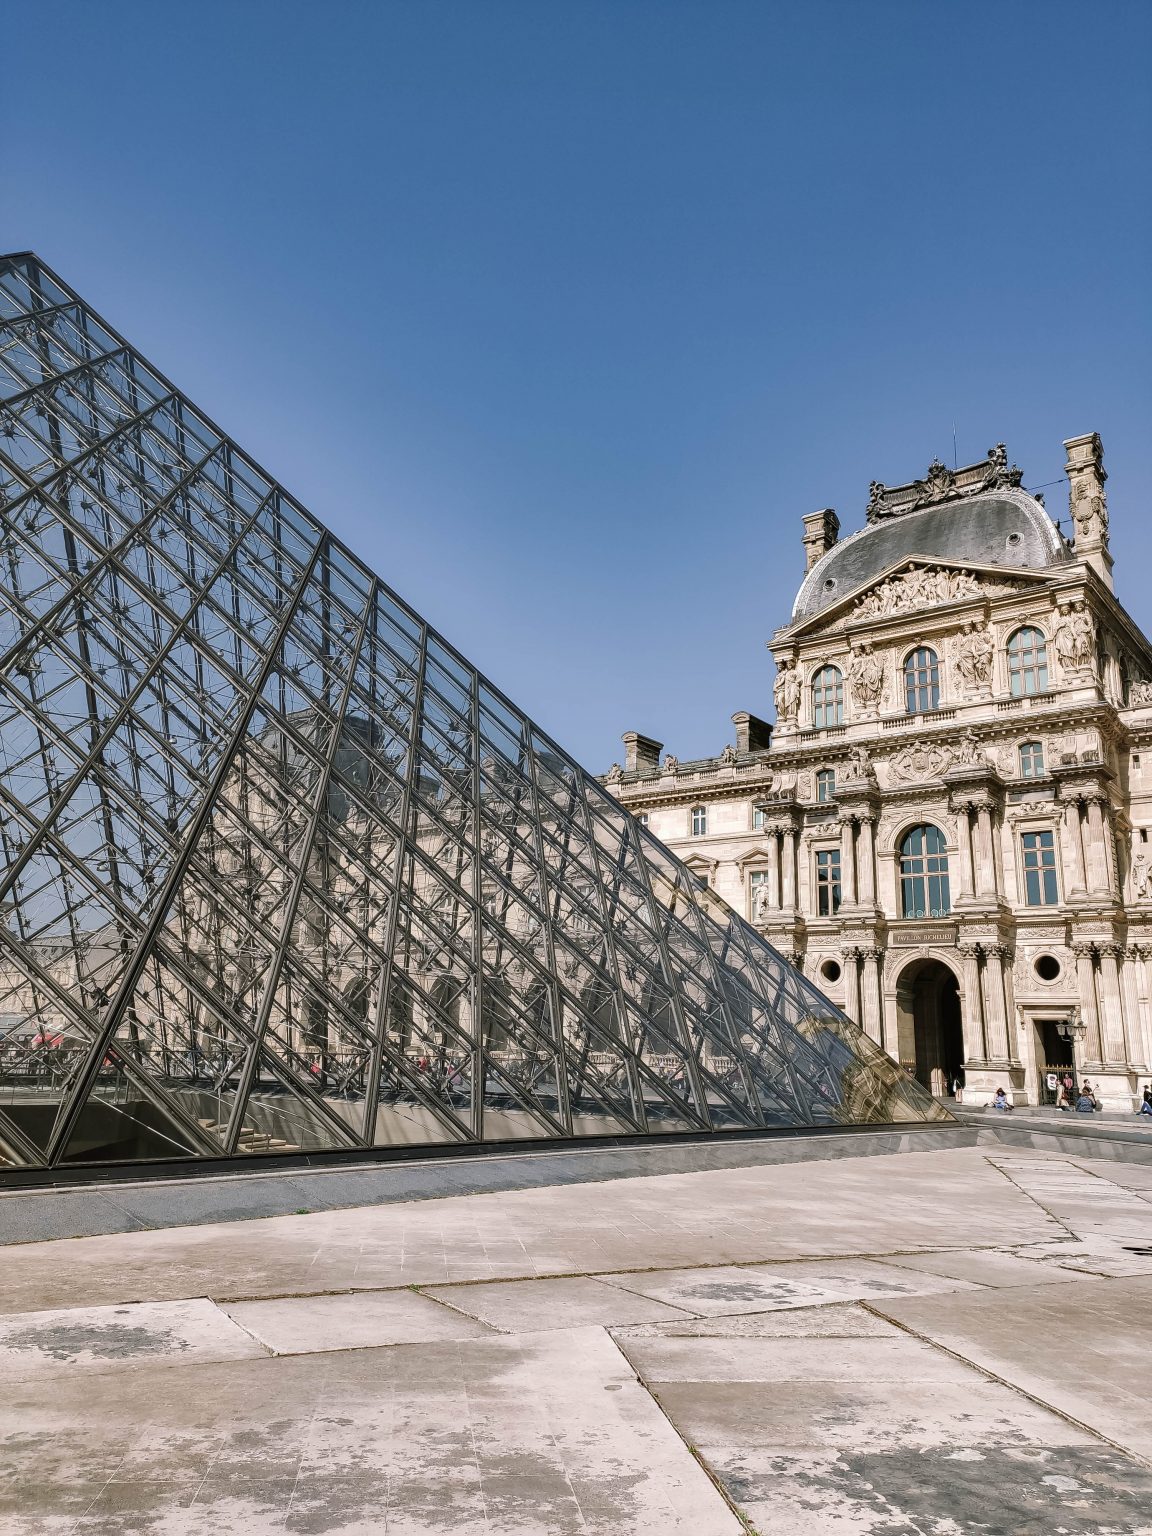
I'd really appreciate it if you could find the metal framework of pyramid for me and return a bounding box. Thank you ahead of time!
[0,253,946,1175]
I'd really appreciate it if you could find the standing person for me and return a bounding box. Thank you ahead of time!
[1139,1083,1152,1116]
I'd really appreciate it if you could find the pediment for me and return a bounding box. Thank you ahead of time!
[780,556,1051,641]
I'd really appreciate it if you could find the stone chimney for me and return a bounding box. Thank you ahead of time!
[801,508,839,571]
[1064,432,1112,591]
[621,732,662,774]
[731,711,773,754]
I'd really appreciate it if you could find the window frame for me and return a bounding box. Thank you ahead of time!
[1007,626,1049,698]
[1020,827,1059,906]
[899,823,951,918]
[815,768,836,803]
[815,846,842,917]
[903,646,941,714]
[811,665,844,728]
[690,804,707,837]
[1018,741,1045,779]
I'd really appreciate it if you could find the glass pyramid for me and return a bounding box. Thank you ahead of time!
[0,253,947,1173]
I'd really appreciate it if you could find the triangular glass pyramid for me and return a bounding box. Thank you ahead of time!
[0,253,948,1172]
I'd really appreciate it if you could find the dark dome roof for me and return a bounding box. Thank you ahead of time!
[792,489,1067,623]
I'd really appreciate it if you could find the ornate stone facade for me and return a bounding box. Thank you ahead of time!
[605,437,1152,1110]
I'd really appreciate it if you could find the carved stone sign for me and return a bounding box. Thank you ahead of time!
[892,924,958,946]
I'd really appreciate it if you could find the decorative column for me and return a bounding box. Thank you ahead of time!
[1061,798,1087,896]
[1083,793,1117,898]
[958,944,988,1062]
[857,814,877,906]
[1096,943,1126,1064]
[973,801,999,900]
[861,947,883,1045]
[765,832,781,909]
[953,802,976,901]
[839,815,858,906]
[1072,944,1104,1062]
[842,946,862,1026]
[980,945,1012,1061]
[781,828,797,910]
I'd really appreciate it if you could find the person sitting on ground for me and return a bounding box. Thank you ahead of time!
[1076,1086,1097,1113]
[990,1087,1013,1111]
[1139,1083,1152,1116]
[1058,1080,1076,1111]
[1081,1080,1099,1109]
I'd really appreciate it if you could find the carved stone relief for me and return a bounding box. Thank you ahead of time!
[852,564,1028,624]
[887,742,955,783]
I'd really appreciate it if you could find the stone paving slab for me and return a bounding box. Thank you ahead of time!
[874,1274,1152,1462]
[613,1301,904,1340]
[222,1287,496,1354]
[750,1255,988,1300]
[0,1297,267,1383]
[620,1333,976,1384]
[599,1263,846,1314]
[698,1443,1152,1536]
[420,1274,695,1332]
[0,1326,742,1536]
[884,1244,1085,1287]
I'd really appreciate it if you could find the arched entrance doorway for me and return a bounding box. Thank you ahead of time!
[895,958,964,1097]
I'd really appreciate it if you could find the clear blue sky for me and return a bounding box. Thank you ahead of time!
[4,1,1150,769]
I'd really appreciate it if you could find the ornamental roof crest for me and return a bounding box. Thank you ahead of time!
[865,444,1023,525]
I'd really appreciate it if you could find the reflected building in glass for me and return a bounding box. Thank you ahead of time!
[0,254,945,1174]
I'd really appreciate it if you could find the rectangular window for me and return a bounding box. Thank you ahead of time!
[1021,830,1059,906]
[636,813,649,829]
[816,848,841,917]
[1019,742,1045,778]
[816,769,836,803]
[753,805,767,830]
[691,805,707,836]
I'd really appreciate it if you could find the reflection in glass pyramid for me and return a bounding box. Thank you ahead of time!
[0,253,949,1173]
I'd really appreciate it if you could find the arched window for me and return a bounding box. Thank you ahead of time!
[899,824,951,918]
[1007,627,1049,697]
[811,665,844,728]
[904,647,940,713]
[1019,741,1045,778]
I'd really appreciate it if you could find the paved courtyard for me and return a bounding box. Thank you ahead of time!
[2,1144,1151,1534]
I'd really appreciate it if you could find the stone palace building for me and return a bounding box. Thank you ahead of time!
[604,435,1152,1110]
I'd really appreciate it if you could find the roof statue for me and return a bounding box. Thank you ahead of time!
[0,253,946,1175]
[864,444,1024,524]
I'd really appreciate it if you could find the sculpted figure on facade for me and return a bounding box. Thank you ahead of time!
[847,642,885,713]
[606,762,623,784]
[1130,677,1152,706]
[753,882,772,922]
[1054,603,1096,674]
[955,729,982,767]
[720,742,738,766]
[845,743,875,782]
[954,621,994,693]
[662,753,679,774]
[773,657,801,721]
[1132,840,1152,902]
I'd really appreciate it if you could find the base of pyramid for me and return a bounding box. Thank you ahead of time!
[0,1117,981,1243]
